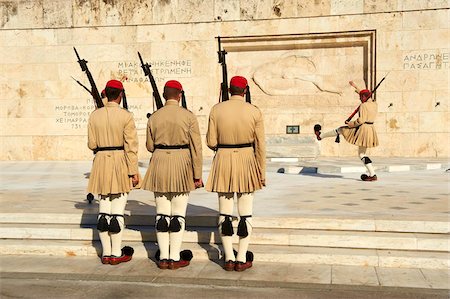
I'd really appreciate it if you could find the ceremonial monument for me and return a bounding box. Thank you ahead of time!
[1,0,448,161]
[0,1,449,296]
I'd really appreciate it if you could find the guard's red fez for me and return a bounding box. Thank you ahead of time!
[106,80,124,90]
[230,76,248,89]
[165,80,183,91]
[359,89,372,101]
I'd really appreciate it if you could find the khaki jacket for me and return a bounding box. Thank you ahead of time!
[141,100,203,192]
[206,95,266,193]
[342,100,379,148]
[87,101,139,195]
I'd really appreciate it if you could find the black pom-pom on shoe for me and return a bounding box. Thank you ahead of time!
[180,250,193,261]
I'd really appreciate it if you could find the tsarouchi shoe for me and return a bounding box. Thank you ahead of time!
[158,259,169,269]
[168,259,190,270]
[101,256,111,264]
[223,260,235,271]
[361,174,378,181]
[109,254,132,265]
[235,261,252,272]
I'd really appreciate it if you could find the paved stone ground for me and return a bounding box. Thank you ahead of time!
[0,160,448,220]
[1,256,449,298]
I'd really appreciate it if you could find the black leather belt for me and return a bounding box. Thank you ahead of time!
[155,144,189,149]
[93,146,124,154]
[365,122,374,124]
[217,143,253,148]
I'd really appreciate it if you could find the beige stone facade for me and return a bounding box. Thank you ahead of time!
[0,0,449,160]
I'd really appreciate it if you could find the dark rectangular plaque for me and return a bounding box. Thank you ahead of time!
[286,125,300,134]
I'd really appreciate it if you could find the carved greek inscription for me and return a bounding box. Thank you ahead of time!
[403,51,449,70]
[117,60,192,83]
[54,100,144,130]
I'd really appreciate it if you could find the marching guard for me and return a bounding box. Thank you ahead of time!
[87,80,139,265]
[314,81,379,181]
[206,76,266,272]
[141,80,203,270]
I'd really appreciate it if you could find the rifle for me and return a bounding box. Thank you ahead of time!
[73,47,103,109]
[217,36,229,102]
[346,73,389,122]
[138,52,164,117]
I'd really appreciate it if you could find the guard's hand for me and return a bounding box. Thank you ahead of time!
[194,178,204,189]
[345,120,350,125]
[131,174,139,187]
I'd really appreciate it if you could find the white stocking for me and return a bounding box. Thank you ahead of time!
[110,193,127,257]
[236,193,254,263]
[218,193,235,262]
[169,192,189,261]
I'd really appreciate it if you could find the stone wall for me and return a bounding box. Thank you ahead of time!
[0,0,449,160]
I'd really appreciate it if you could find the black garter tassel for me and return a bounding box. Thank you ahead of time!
[108,215,121,233]
[220,215,234,236]
[156,215,169,232]
[97,214,109,232]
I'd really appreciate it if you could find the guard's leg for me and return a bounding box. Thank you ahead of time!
[218,192,235,269]
[168,192,189,269]
[110,193,127,257]
[235,192,254,271]
[98,195,112,263]
[155,192,171,267]
[359,146,377,181]
[321,128,339,140]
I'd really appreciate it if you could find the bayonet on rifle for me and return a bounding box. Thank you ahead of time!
[138,52,164,116]
[73,47,103,109]
[217,36,229,102]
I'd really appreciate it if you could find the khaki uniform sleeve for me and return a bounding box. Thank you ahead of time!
[206,107,218,150]
[348,104,368,128]
[87,116,97,151]
[254,109,266,182]
[146,118,155,153]
[124,113,139,175]
[189,114,203,179]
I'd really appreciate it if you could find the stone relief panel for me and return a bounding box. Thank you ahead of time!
[221,31,376,126]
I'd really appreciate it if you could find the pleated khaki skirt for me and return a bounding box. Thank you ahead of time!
[141,149,195,193]
[206,147,263,193]
[88,151,133,196]
[341,124,379,148]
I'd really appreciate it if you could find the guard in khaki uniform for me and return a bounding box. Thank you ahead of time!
[88,80,139,265]
[206,76,266,272]
[314,88,379,181]
[141,80,203,270]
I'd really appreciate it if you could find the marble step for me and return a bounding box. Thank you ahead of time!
[1,213,448,233]
[1,224,448,252]
[0,239,448,269]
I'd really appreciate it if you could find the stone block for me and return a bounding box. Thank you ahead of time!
[0,136,33,160]
[400,91,435,112]
[1,0,44,29]
[385,112,419,133]
[176,0,214,23]
[332,265,379,286]
[331,0,363,15]
[362,12,403,31]
[419,112,449,133]
[298,0,331,17]
[309,15,339,32]
[419,29,450,49]
[363,0,399,13]
[71,0,102,27]
[378,31,421,51]
[403,9,449,30]
[419,70,449,91]
[401,0,450,10]
[266,135,319,158]
[269,0,298,18]
[377,50,406,71]
[376,268,431,288]
[214,0,240,21]
[43,0,72,28]
[240,0,272,20]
